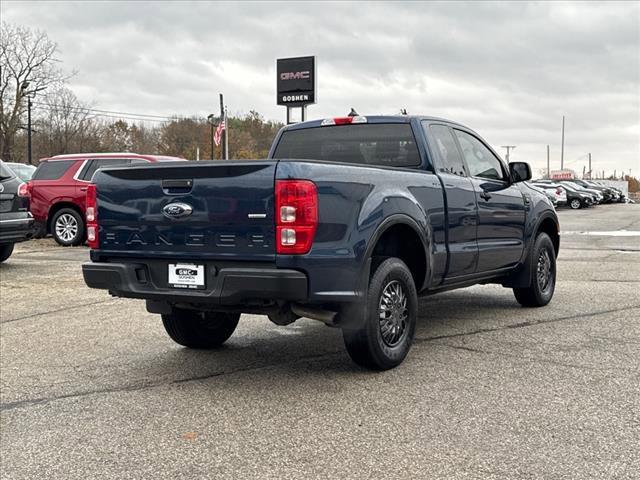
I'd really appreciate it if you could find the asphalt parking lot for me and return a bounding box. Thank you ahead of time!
[1,203,639,479]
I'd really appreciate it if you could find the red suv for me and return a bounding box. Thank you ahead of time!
[28,153,185,246]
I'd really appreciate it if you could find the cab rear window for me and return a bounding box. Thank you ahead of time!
[33,160,75,180]
[273,123,421,168]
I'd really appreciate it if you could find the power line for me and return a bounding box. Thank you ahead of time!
[33,107,171,123]
[32,101,178,121]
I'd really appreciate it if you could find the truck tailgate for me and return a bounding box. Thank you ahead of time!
[93,161,276,260]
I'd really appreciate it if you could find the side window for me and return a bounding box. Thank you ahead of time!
[77,160,95,181]
[81,158,131,181]
[427,124,466,176]
[454,130,505,181]
[33,160,76,180]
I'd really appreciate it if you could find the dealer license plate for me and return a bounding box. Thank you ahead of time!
[168,263,205,290]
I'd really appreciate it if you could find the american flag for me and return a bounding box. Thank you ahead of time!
[214,119,225,147]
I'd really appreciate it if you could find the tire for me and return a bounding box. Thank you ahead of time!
[342,258,418,370]
[0,243,14,263]
[513,232,556,307]
[569,198,581,210]
[51,208,85,246]
[161,309,240,349]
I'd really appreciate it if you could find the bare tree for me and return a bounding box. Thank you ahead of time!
[0,22,69,161]
[37,86,93,156]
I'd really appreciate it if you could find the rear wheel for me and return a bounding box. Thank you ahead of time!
[0,243,14,263]
[513,232,556,307]
[569,198,581,209]
[342,257,417,370]
[161,309,240,349]
[51,208,85,246]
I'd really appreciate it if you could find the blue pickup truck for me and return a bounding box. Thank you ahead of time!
[82,115,559,370]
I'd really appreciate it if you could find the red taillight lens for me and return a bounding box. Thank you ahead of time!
[17,182,30,198]
[85,184,99,249]
[275,179,318,254]
[334,117,354,125]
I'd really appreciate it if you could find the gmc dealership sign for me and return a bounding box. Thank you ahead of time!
[277,56,316,106]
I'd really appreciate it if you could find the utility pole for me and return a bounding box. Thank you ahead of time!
[207,114,215,160]
[588,152,591,179]
[546,145,550,178]
[560,115,565,170]
[219,93,226,160]
[501,145,516,162]
[224,107,229,160]
[27,97,33,165]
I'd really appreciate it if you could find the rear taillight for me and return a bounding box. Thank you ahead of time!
[17,182,30,198]
[86,184,99,249]
[275,179,318,254]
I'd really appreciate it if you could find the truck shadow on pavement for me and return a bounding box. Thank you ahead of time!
[139,289,526,380]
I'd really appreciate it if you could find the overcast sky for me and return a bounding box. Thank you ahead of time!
[4,1,639,174]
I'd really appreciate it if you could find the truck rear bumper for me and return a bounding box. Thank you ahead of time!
[0,216,35,244]
[82,262,308,305]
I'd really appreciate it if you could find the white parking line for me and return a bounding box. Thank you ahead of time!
[562,230,640,237]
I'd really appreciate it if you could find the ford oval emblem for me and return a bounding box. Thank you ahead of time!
[162,202,193,219]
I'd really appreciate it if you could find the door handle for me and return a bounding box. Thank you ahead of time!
[480,191,492,201]
[79,187,88,192]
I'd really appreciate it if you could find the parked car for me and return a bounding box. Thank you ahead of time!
[26,153,185,246]
[586,181,625,203]
[557,182,596,208]
[560,181,603,204]
[4,162,36,182]
[529,182,567,206]
[534,180,590,209]
[0,160,34,262]
[570,179,616,203]
[82,115,559,370]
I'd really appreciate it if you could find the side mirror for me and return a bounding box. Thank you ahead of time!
[509,162,532,183]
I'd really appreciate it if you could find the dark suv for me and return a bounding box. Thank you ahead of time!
[0,160,34,262]
[27,153,185,246]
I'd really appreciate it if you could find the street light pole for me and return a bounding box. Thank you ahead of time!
[219,94,225,160]
[547,145,550,178]
[27,96,33,165]
[207,114,215,160]
[560,115,565,170]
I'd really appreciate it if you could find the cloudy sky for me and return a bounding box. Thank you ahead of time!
[4,1,639,175]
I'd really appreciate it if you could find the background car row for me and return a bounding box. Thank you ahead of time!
[529,179,626,209]
[0,155,631,263]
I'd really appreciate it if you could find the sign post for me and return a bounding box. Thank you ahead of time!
[277,56,316,124]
